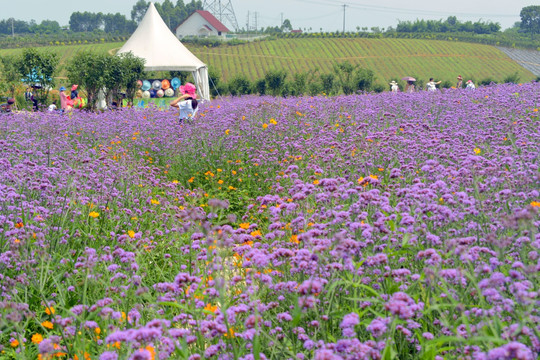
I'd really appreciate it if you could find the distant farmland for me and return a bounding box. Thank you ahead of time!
[0,38,535,84]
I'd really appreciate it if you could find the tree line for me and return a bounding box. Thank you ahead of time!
[0,0,203,36]
[396,17,500,35]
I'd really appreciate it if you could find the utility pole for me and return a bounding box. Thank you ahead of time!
[247,11,250,32]
[254,12,258,33]
[11,18,15,37]
[342,4,347,33]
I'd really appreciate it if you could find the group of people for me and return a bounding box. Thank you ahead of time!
[57,85,82,112]
[390,75,476,93]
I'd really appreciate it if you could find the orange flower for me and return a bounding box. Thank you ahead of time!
[32,333,44,344]
[262,123,268,129]
[290,235,300,244]
[239,223,250,229]
[42,320,54,329]
[88,211,99,218]
[531,201,540,207]
[10,339,19,347]
[15,222,24,228]
[128,230,135,238]
[145,345,156,360]
[250,230,262,237]
[313,179,319,185]
[204,303,218,313]
[45,306,55,315]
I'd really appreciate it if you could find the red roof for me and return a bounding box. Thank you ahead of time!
[195,10,230,32]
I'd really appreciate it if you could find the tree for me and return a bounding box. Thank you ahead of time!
[69,12,103,32]
[282,19,293,32]
[131,0,150,23]
[67,52,110,110]
[17,48,59,107]
[0,55,20,98]
[118,53,145,105]
[265,69,288,96]
[334,61,357,95]
[520,5,540,39]
[67,52,145,110]
[354,67,375,92]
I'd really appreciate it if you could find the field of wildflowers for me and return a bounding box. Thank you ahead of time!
[0,83,539,360]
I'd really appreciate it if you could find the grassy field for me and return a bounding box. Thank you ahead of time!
[0,38,535,84]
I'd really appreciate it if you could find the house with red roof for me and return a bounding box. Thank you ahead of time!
[175,10,230,38]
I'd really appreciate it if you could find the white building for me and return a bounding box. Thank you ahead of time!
[175,10,230,38]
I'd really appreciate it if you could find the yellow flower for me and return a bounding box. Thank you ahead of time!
[270,118,277,125]
[313,179,319,185]
[10,339,19,347]
[225,129,230,135]
[239,223,250,229]
[228,186,236,190]
[218,179,224,184]
[474,148,481,154]
[357,177,364,184]
[88,211,99,218]
[32,333,43,344]
[42,320,54,329]
[128,230,135,238]
[262,123,268,129]
[232,170,237,175]
[250,230,262,237]
[369,174,378,180]
[95,327,101,335]
[531,201,540,207]
[172,180,179,184]
[151,199,160,205]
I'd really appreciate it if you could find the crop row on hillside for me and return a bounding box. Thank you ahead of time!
[0,38,535,85]
[190,38,535,83]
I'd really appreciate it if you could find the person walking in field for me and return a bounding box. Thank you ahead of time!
[170,82,198,124]
[456,75,463,89]
[404,80,415,93]
[466,80,476,90]
[426,78,441,92]
[389,80,399,92]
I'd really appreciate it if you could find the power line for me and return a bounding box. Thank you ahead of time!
[292,0,519,19]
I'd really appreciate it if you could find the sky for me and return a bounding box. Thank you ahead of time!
[0,0,531,31]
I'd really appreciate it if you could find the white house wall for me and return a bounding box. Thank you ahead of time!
[176,14,225,38]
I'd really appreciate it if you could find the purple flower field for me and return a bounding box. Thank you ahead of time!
[0,83,539,359]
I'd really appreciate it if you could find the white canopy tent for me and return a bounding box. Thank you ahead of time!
[117,2,210,101]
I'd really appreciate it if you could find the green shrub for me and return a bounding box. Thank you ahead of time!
[502,72,520,84]
[228,75,253,96]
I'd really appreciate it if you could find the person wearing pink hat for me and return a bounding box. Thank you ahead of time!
[170,82,198,123]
